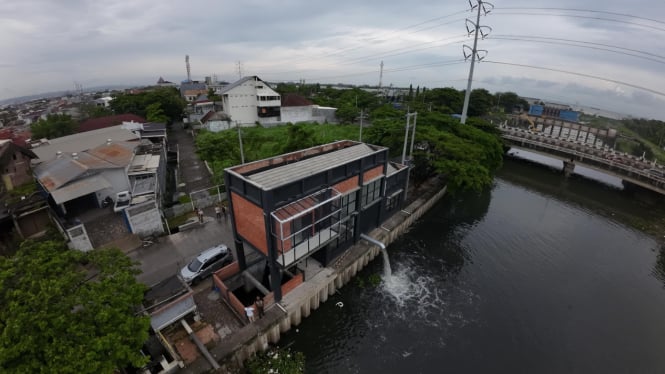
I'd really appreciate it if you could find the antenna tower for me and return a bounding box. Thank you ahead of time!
[379,61,384,88]
[460,0,493,124]
[185,55,191,82]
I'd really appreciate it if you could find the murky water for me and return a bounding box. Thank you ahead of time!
[282,157,665,374]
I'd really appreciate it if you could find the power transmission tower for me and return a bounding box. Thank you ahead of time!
[460,0,493,124]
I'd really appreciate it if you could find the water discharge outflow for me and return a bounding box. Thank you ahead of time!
[381,247,392,278]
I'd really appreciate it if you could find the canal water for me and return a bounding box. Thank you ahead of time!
[282,157,665,374]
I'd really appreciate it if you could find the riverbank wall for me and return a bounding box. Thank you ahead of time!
[196,179,447,372]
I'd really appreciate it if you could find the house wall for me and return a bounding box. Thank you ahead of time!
[333,176,359,194]
[2,150,33,190]
[363,165,384,183]
[223,79,281,125]
[205,120,232,132]
[95,168,130,205]
[280,106,312,124]
[231,191,268,255]
[125,200,164,236]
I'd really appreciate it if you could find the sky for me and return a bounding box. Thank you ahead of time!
[2,0,665,120]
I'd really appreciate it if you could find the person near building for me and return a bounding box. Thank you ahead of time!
[255,296,265,318]
[244,305,255,322]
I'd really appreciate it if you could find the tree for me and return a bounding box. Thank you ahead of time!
[335,103,359,123]
[146,102,169,123]
[110,87,186,124]
[0,240,150,373]
[207,88,221,102]
[30,114,78,139]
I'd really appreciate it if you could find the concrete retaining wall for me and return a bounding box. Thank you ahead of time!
[213,182,447,372]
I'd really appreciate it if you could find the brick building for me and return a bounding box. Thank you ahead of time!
[224,140,409,301]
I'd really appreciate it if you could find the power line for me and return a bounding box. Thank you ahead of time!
[495,7,665,26]
[482,60,665,98]
[492,12,665,33]
[488,35,665,65]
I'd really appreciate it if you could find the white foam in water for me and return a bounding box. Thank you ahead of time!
[378,253,479,331]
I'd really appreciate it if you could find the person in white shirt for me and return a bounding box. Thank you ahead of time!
[245,306,255,322]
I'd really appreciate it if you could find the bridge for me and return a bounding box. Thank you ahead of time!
[499,124,665,195]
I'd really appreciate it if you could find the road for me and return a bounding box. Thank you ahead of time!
[129,215,236,287]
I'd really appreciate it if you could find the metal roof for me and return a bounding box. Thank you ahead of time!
[31,125,138,163]
[247,143,379,190]
[219,76,255,94]
[50,175,112,204]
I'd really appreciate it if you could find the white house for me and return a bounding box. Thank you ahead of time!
[280,94,337,124]
[220,76,281,125]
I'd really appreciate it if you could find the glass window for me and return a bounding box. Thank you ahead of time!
[187,259,203,272]
[361,179,381,207]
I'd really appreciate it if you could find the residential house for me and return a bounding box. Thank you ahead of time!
[78,114,146,133]
[30,125,140,164]
[157,77,177,88]
[280,93,337,124]
[188,94,216,123]
[180,82,208,102]
[198,111,232,132]
[34,141,138,217]
[224,140,409,301]
[0,139,37,192]
[220,76,281,125]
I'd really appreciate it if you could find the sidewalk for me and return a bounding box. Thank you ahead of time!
[170,122,213,194]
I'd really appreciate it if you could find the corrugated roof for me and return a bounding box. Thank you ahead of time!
[87,141,136,167]
[78,114,145,133]
[31,125,139,163]
[247,143,378,190]
[35,156,89,191]
[220,76,256,94]
[50,175,112,204]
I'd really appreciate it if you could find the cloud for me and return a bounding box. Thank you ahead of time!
[1,0,665,120]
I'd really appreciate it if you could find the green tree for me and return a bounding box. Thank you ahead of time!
[245,348,305,374]
[81,104,113,119]
[146,102,169,123]
[0,240,150,373]
[336,103,359,123]
[110,87,186,124]
[30,114,78,139]
[207,88,221,102]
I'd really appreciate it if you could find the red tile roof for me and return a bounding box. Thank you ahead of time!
[281,94,313,107]
[78,114,145,133]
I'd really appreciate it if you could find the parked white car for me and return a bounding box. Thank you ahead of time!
[113,191,131,213]
[180,245,233,284]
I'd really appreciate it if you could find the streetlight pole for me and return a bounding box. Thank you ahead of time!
[236,121,245,164]
[359,108,364,142]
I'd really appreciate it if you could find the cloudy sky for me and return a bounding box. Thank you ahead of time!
[2,0,665,119]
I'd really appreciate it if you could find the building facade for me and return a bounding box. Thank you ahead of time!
[224,140,409,301]
[220,76,281,125]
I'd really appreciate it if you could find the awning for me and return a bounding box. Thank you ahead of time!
[51,176,112,204]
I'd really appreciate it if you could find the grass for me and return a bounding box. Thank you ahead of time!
[167,211,196,229]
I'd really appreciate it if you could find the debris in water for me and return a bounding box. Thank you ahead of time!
[336,302,344,308]
[402,351,412,358]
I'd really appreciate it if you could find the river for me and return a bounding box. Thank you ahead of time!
[282,156,665,374]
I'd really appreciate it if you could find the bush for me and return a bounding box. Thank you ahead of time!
[245,348,305,374]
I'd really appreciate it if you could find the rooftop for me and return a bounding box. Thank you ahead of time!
[227,141,384,190]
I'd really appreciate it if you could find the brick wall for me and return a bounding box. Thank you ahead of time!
[231,192,267,255]
[262,273,303,307]
[363,165,384,182]
[333,175,359,194]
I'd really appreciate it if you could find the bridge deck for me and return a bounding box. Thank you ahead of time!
[500,126,665,195]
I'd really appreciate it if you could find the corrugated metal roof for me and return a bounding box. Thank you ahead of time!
[220,76,255,94]
[150,294,197,331]
[87,141,136,167]
[50,175,112,204]
[35,156,89,191]
[31,125,138,163]
[248,143,378,190]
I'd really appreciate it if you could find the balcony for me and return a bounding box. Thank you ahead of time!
[271,188,342,267]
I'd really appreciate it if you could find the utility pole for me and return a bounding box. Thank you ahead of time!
[402,112,418,202]
[460,0,493,124]
[236,121,245,164]
[359,109,364,142]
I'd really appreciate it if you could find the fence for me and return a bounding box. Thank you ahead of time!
[162,184,226,219]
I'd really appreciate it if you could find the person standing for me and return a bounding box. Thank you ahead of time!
[255,296,265,318]
[197,208,204,223]
[244,305,255,323]
[215,205,222,220]
[221,205,227,219]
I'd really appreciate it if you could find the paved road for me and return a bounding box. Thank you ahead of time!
[129,212,236,287]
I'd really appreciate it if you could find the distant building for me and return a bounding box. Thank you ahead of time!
[280,94,336,124]
[78,114,145,133]
[180,82,207,102]
[220,76,281,125]
[528,104,580,123]
[0,139,36,191]
[199,111,232,132]
[156,77,176,88]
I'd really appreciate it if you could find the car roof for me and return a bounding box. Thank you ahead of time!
[197,245,228,262]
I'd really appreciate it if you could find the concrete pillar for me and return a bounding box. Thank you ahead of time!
[268,325,281,343]
[291,307,302,326]
[310,291,320,310]
[302,300,311,318]
[279,315,291,333]
[563,160,575,177]
[320,286,329,303]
